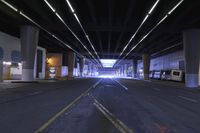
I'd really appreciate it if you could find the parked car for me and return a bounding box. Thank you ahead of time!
[152,70,162,79]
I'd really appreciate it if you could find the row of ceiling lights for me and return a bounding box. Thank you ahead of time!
[0,0,99,66]
[66,0,101,61]
[115,0,184,66]
[119,0,160,57]
[43,0,101,66]
[0,0,184,68]
[0,0,84,58]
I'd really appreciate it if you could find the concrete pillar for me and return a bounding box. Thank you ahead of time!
[91,64,94,76]
[121,65,124,76]
[79,58,85,77]
[124,64,127,77]
[0,60,3,82]
[132,60,138,78]
[183,29,200,88]
[121,67,123,76]
[20,26,39,81]
[87,63,91,76]
[142,54,150,80]
[67,50,75,79]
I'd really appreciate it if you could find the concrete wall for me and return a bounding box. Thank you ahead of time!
[137,50,200,85]
[150,50,184,71]
[0,31,46,80]
[0,32,20,61]
[138,51,184,72]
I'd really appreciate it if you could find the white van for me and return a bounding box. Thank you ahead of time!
[171,70,183,82]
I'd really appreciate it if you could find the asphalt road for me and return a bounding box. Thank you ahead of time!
[0,78,200,133]
[0,78,98,133]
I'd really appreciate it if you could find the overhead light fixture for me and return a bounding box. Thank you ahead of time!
[115,0,184,66]
[0,0,18,12]
[119,0,160,57]
[44,0,56,12]
[43,0,100,66]
[65,0,101,66]
[0,0,84,58]
[148,0,160,14]
[66,0,75,13]
[152,42,182,56]
[74,14,81,24]
[168,0,184,15]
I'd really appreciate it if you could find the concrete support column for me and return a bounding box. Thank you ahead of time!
[67,50,75,79]
[121,65,124,76]
[91,64,94,76]
[132,60,138,78]
[87,63,91,76]
[79,58,85,77]
[20,26,39,81]
[183,29,200,88]
[124,64,127,77]
[0,60,3,82]
[142,54,150,80]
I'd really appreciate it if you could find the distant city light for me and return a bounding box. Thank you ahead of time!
[139,69,143,72]
[3,61,12,65]
[98,75,115,78]
[100,59,117,68]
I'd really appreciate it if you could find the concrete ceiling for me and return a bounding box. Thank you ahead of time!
[0,0,200,60]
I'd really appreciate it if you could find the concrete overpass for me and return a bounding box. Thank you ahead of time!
[0,0,200,133]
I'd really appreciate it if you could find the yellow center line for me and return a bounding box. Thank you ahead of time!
[34,79,102,133]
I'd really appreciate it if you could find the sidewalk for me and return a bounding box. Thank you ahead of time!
[0,80,57,92]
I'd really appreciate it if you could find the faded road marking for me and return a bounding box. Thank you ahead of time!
[114,79,129,90]
[152,88,160,91]
[90,94,134,133]
[34,79,102,133]
[178,96,197,103]
[28,91,43,96]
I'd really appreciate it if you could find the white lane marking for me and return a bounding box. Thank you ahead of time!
[34,79,102,133]
[144,80,152,82]
[92,97,134,133]
[28,91,43,96]
[178,96,198,103]
[114,79,128,90]
[93,103,127,133]
[93,79,102,88]
[152,88,160,91]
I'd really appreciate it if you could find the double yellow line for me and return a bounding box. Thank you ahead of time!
[34,79,102,133]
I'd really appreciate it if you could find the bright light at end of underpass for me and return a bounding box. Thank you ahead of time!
[100,59,117,68]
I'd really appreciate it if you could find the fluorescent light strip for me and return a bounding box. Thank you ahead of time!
[151,42,182,56]
[74,14,81,24]
[148,0,160,14]
[0,0,18,12]
[168,0,184,15]
[119,0,160,57]
[43,0,100,66]
[115,0,184,66]
[0,0,84,58]
[44,0,56,12]
[65,0,101,63]
[66,0,75,13]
